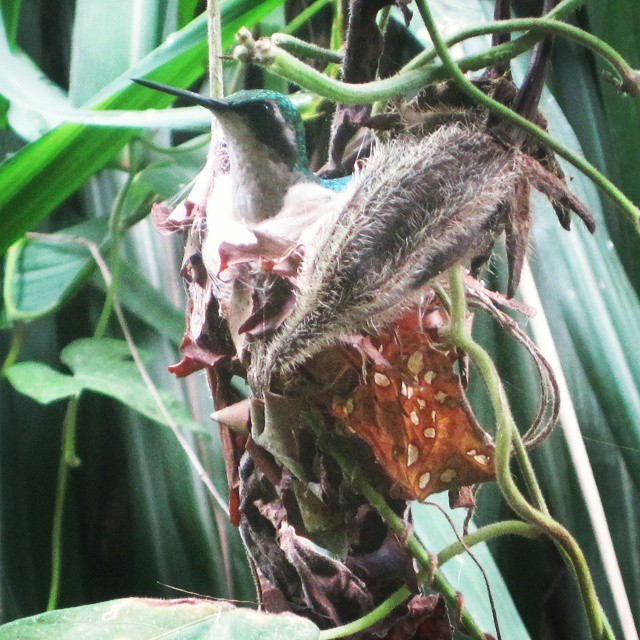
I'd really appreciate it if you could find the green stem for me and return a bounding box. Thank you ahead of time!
[95,178,132,338]
[319,519,539,640]
[253,0,584,104]
[402,16,637,93]
[93,233,122,339]
[511,427,548,512]
[306,414,488,640]
[228,61,247,94]
[47,165,137,607]
[437,520,539,565]
[284,0,333,36]
[272,33,343,64]
[1,321,25,374]
[452,272,549,513]
[447,266,612,640]
[318,584,412,640]
[47,395,81,611]
[414,0,639,230]
[377,5,391,32]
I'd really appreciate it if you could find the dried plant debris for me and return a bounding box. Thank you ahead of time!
[322,0,414,178]
[239,443,417,628]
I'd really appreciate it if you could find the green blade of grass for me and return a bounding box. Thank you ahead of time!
[0,0,284,255]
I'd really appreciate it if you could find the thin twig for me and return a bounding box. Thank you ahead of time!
[424,500,502,640]
[207,0,224,100]
[26,232,230,517]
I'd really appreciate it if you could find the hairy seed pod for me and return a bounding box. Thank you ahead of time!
[250,121,593,392]
[251,125,514,389]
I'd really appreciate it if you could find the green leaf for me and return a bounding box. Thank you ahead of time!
[5,338,206,434]
[4,361,82,403]
[0,0,285,255]
[61,338,205,433]
[68,0,161,106]
[0,26,209,138]
[117,134,208,228]
[0,598,320,640]
[582,0,640,290]
[179,0,201,28]
[3,218,108,321]
[103,263,186,346]
[0,0,21,47]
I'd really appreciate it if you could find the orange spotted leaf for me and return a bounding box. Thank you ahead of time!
[330,308,494,501]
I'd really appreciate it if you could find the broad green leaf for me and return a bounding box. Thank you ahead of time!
[100,263,186,346]
[6,338,206,434]
[0,19,208,138]
[0,597,319,640]
[3,218,108,321]
[0,0,285,255]
[4,361,82,403]
[179,0,201,28]
[60,338,205,434]
[68,0,161,106]
[0,0,20,47]
[582,0,640,290]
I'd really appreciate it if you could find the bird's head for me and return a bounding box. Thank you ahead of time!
[133,78,309,174]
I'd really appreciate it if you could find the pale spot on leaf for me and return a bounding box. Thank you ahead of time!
[407,351,424,375]
[440,468,457,483]
[374,372,391,387]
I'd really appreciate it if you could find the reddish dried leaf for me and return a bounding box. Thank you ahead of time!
[218,228,294,274]
[328,308,495,501]
[238,278,297,340]
[168,335,228,378]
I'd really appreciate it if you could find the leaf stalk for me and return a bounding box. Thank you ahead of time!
[446,266,614,640]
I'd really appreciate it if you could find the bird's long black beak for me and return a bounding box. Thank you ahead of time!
[132,78,231,112]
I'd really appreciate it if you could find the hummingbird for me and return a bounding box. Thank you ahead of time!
[133,78,349,226]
